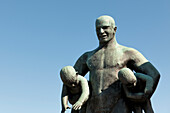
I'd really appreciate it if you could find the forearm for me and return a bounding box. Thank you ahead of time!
[78,92,89,104]
[62,96,68,108]
[149,64,160,92]
[61,85,69,110]
[78,80,89,103]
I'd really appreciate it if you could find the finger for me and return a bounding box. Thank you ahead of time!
[73,105,78,110]
[75,106,78,110]
[76,105,80,110]
[76,105,81,110]
[72,106,75,109]
[78,106,81,110]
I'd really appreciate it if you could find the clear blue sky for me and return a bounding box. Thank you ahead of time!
[0,0,169,113]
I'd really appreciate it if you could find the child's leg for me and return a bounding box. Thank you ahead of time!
[143,100,154,113]
[133,106,142,113]
[71,109,79,113]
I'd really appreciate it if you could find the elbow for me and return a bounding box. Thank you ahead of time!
[158,73,161,79]
[157,73,161,85]
[150,69,160,83]
[151,71,160,95]
[155,71,160,82]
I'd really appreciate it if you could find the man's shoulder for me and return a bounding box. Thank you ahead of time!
[77,75,88,83]
[118,45,147,61]
[119,45,148,65]
[80,48,98,58]
[117,44,137,53]
[118,45,139,55]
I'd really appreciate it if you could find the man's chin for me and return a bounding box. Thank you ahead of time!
[99,38,109,42]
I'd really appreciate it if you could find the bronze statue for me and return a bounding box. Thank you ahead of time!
[73,15,160,113]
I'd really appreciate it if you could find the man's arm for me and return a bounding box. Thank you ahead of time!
[135,73,154,96]
[74,52,89,76]
[72,76,90,110]
[61,85,70,113]
[127,48,160,97]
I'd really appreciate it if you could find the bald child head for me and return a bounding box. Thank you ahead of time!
[60,66,77,85]
[118,68,137,86]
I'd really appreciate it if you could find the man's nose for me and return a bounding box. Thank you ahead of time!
[99,28,104,33]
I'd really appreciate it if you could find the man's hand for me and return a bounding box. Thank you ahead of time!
[72,101,82,110]
[61,105,71,113]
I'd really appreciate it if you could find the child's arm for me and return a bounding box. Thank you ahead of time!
[61,85,70,113]
[135,73,154,97]
[72,76,90,110]
[123,85,146,101]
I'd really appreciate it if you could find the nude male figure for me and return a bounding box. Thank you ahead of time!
[73,15,160,113]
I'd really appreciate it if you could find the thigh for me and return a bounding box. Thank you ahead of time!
[133,106,142,113]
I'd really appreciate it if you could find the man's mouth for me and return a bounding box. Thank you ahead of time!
[100,35,107,38]
[100,34,107,38]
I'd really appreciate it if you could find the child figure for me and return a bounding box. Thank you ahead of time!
[118,68,154,113]
[60,66,90,113]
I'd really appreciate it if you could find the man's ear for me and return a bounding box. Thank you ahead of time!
[114,26,117,32]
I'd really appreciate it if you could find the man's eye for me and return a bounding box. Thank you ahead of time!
[102,26,109,29]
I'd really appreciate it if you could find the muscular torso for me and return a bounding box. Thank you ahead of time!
[74,42,150,113]
[86,45,129,96]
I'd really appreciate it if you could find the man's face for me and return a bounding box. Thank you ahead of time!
[96,19,115,43]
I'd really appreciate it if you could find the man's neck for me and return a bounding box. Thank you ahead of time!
[99,37,118,49]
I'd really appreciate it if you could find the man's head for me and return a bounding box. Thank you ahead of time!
[118,68,137,87]
[60,66,78,87]
[95,15,117,43]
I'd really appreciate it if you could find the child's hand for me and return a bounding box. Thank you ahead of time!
[72,101,82,110]
[61,105,70,113]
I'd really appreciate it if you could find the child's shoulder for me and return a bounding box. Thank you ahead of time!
[77,75,88,83]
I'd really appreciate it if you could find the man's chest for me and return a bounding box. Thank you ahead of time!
[86,49,127,70]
